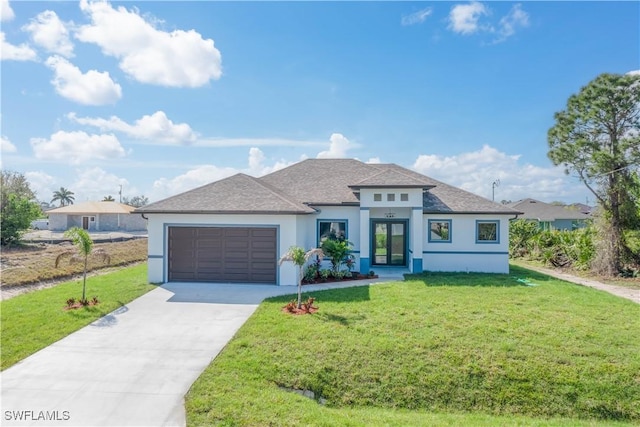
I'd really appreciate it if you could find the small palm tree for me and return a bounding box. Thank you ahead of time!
[55,227,110,301]
[102,195,115,201]
[279,246,324,309]
[51,187,75,207]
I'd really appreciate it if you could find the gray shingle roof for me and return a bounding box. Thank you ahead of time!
[138,173,316,214]
[507,198,590,221]
[139,159,521,215]
[349,168,435,188]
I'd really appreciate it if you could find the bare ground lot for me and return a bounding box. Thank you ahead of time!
[1,238,148,300]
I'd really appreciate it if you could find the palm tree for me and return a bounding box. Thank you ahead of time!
[55,227,110,301]
[279,246,324,309]
[103,195,115,201]
[51,187,75,207]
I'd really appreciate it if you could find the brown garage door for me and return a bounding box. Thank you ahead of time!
[168,226,277,284]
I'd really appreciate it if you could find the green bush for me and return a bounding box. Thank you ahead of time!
[510,223,595,271]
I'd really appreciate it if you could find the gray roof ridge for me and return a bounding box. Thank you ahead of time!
[350,168,431,187]
[249,173,315,212]
[136,174,244,211]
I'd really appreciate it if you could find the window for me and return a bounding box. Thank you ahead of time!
[428,219,451,243]
[374,193,382,202]
[387,193,395,202]
[318,220,347,244]
[400,193,409,202]
[476,220,499,243]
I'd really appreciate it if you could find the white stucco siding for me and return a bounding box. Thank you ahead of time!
[359,188,423,208]
[422,214,512,274]
[145,213,301,285]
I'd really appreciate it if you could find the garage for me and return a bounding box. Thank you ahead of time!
[168,226,277,284]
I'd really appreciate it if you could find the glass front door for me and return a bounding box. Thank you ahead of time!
[372,221,406,266]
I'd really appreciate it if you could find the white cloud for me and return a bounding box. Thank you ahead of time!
[24,171,55,201]
[76,0,222,87]
[71,167,133,201]
[194,137,325,148]
[1,0,14,22]
[30,130,126,164]
[448,2,489,35]
[494,3,529,43]
[412,144,588,203]
[1,135,17,153]
[401,7,433,26]
[1,32,37,61]
[45,55,122,105]
[23,10,74,57]
[68,111,197,144]
[627,70,640,76]
[317,133,357,159]
[150,164,239,202]
[149,147,294,201]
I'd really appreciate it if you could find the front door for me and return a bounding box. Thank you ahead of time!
[372,221,407,266]
[82,217,89,230]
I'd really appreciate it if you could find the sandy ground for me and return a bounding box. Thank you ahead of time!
[521,264,639,304]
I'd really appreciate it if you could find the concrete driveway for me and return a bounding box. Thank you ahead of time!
[1,277,397,426]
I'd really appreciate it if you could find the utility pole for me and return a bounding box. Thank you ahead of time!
[119,185,122,203]
[492,179,500,202]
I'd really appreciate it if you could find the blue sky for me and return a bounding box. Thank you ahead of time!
[1,1,638,206]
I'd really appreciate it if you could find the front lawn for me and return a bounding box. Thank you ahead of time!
[1,263,155,370]
[186,266,640,426]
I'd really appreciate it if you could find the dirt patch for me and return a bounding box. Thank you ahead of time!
[1,239,147,300]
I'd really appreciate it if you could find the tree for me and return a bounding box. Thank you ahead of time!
[1,170,36,202]
[279,246,324,309]
[0,171,42,246]
[122,195,149,207]
[103,195,115,201]
[51,187,75,207]
[1,194,41,246]
[55,227,110,302]
[548,73,640,274]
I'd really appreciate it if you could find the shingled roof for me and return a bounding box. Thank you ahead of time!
[48,201,136,214]
[507,198,589,221]
[138,173,316,214]
[139,159,520,215]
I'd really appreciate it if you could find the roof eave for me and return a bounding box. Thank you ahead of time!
[423,210,524,215]
[134,209,315,215]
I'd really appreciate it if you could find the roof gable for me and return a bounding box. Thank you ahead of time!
[138,173,315,214]
[349,168,435,189]
[140,158,521,215]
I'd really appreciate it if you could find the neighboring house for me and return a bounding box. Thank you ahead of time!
[138,159,520,286]
[507,198,591,231]
[47,201,147,232]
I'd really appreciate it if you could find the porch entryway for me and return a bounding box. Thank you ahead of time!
[372,220,407,266]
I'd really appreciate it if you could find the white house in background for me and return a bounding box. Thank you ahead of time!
[47,201,147,232]
[137,159,521,286]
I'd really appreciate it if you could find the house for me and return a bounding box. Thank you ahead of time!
[507,198,591,231]
[47,201,147,232]
[137,159,521,285]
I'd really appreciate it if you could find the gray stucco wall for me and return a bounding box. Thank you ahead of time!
[48,213,147,232]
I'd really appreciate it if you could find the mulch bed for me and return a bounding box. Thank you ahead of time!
[302,274,377,285]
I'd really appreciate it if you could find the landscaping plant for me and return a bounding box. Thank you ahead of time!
[279,246,324,309]
[320,238,353,276]
[55,227,110,303]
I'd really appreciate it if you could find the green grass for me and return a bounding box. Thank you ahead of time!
[186,265,640,426]
[1,263,155,370]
